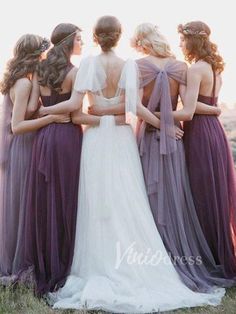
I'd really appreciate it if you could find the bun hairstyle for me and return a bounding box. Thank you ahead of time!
[131,23,174,58]
[178,21,224,73]
[0,34,46,94]
[94,15,122,52]
[38,23,81,91]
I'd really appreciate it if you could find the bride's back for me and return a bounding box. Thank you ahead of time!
[92,15,123,99]
[98,54,125,98]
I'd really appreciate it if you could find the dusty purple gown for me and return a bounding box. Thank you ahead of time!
[23,78,83,295]
[0,94,35,280]
[136,58,236,292]
[184,70,236,278]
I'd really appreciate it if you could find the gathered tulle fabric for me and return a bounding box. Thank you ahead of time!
[48,56,226,312]
[184,96,236,279]
[0,95,35,282]
[136,58,236,292]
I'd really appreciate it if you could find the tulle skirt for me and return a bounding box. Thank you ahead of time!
[49,116,225,313]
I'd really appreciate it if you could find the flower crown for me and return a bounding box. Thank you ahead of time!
[182,28,208,37]
[39,38,50,52]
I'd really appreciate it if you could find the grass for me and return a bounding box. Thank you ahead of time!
[0,285,236,314]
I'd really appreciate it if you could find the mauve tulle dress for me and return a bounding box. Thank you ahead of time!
[183,70,236,279]
[0,94,35,281]
[136,58,236,292]
[22,74,83,295]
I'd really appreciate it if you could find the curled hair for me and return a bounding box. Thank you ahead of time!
[38,23,81,91]
[131,23,174,58]
[178,21,224,73]
[94,16,122,52]
[0,34,45,94]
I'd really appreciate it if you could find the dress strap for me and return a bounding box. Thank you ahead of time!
[211,67,216,105]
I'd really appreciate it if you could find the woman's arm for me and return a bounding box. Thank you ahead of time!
[88,95,125,116]
[25,72,40,119]
[39,89,84,116]
[71,107,100,126]
[172,68,200,121]
[136,89,160,129]
[11,79,65,135]
[179,83,220,116]
[173,68,220,121]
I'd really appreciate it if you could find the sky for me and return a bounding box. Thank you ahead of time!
[0,0,235,107]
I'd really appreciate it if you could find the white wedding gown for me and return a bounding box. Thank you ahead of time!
[49,56,225,313]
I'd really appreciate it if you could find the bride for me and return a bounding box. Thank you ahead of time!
[40,15,225,313]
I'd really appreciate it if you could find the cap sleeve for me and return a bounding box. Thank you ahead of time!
[118,59,140,121]
[73,56,107,93]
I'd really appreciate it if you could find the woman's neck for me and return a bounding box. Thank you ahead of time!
[100,49,116,56]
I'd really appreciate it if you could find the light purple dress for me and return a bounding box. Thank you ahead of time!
[136,58,236,292]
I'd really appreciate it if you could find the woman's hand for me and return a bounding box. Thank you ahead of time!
[38,105,47,117]
[154,111,161,119]
[215,107,221,116]
[115,115,127,125]
[175,126,184,140]
[88,105,106,116]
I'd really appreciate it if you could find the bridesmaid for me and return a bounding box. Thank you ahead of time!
[89,22,236,291]
[22,23,84,295]
[0,34,64,282]
[177,21,236,278]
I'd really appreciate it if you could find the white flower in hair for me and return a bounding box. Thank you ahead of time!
[137,39,142,47]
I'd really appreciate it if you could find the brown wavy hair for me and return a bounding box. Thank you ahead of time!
[38,23,81,91]
[94,16,122,52]
[0,34,45,95]
[178,21,224,73]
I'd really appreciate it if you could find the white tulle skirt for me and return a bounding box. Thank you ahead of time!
[49,116,225,313]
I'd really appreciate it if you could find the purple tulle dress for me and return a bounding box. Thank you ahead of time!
[136,58,236,292]
[22,72,83,295]
[0,94,35,280]
[184,70,236,278]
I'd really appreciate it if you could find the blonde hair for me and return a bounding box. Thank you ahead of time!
[131,23,174,58]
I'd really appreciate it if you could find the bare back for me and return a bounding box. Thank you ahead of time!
[97,53,125,98]
[193,61,222,98]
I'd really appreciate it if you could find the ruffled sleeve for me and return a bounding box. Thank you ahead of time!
[118,59,140,122]
[73,56,107,93]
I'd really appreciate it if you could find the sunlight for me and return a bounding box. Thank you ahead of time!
[0,0,235,107]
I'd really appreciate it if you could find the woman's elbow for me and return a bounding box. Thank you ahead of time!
[11,126,23,135]
[185,112,194,121]
[72,115,82,125]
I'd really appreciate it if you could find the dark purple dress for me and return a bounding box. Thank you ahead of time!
[23,86,83,295]
[0,94,35,281]
[184,70,236,278]
[136,58,236,292]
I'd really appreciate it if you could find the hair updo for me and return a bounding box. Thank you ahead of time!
[178,21,224,73]
[94,16,122,52]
